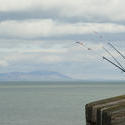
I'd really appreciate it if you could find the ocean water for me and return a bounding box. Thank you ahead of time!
[0,81,125,125]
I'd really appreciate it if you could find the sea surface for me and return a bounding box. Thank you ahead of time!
[0,81,125,125]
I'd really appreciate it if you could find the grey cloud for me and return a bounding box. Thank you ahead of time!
[0,10,105,23]
[0,0,125,24]
[0,9,60,22]
[0,10,125,25]
[0,6,125,27]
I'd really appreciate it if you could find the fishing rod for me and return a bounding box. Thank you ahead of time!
[93,31,125,66]
[103,47,125,70]
[90,31,125,72]
[75,42,92,50]
[103,56,125,72]
[108,42,125,60]
[93,31,103,39]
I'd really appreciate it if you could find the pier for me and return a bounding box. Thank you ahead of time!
[85,95,125,125]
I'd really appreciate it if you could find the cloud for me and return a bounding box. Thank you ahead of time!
[0,19,125,39]
[0,38,124,81]
[0,60,8,67]
[0,38,123,64]
[0,0,124,80]
[0,40,104,66]
[0,0,125,22]
[0,40,124,80]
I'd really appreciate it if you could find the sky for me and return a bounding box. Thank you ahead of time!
[0,0,125,81]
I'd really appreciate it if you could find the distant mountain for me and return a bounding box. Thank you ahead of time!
[0,71,72,81]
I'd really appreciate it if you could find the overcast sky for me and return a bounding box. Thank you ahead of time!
[0,0,125,80]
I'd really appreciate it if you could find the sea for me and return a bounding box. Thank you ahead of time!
[0,81,125,125]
